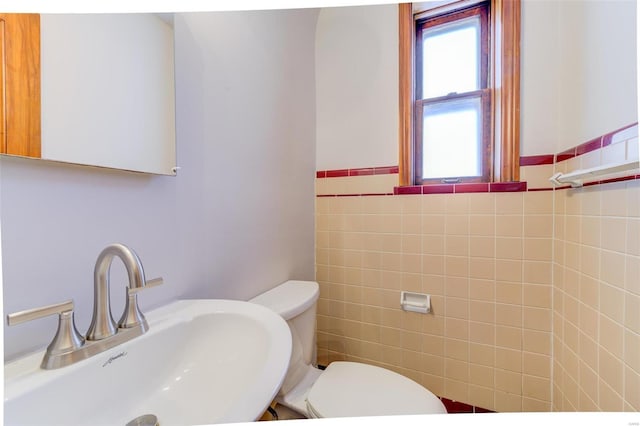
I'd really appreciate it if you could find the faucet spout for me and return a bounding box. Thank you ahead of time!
[86,243,146,341]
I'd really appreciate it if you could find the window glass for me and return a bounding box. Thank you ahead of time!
[421,96,482,179]
[421,17,480,99]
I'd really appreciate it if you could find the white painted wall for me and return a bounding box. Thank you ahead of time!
[314,0,638,166]
[520,0,561,156]
[557,0,637,150]
[1,9,318,360]
[315,4,399,169]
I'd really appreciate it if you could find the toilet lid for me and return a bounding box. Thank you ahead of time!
[306,362,447,418]
[249,280,319,320]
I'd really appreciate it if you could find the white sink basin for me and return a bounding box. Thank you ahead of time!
[4,299,292,425]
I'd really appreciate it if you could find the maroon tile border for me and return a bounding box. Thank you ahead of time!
[375,166,400,175]
[439,397,494,414]
[527,187,554,192]
[555,147,576,162]
[318,181,532,197]
[349,168,375,176]
[400,182,526,195]
[594,175,638,185]
[315,122,637,195]
[520,155,555,166]
[490,181,527,192]
[316,165,399,178]
[602,122,638,147]
[575,136,603,156]
[317,174,638,197]
[395,185,422,195]
[454,183,489,193]
[326,169,349,178]
[441,398,473,413]
[423,184,454,194]
[317,193,394,197]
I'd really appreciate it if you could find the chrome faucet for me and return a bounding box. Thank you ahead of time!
[87,243,147,340]
[6,243,162,369]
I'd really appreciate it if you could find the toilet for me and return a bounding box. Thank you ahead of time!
[249,280,447,418]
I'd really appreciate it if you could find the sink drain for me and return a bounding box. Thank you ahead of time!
[126,414,159,426]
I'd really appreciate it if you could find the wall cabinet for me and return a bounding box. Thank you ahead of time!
[0,13,176,176]
[0,14,41,158]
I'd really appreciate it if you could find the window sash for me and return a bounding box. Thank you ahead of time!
[414,2,490,184]
[414,89,491,183]
[420,16,481,99]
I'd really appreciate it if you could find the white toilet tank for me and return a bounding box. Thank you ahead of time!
[249,280,319,395]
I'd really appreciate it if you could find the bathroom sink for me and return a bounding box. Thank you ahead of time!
[4,299,292,425]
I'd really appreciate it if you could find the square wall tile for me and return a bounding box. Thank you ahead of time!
[523,284,551,308]
[524,238,553,262]
[599,346,624,392]
[422,194,447,214]
[624,329,640,373]
[469,343,495,367]
[521,164,554,189]
[496,238,524,260]
[523,397,551,412]
[601,250,626,288]
[469,300,495,323]
[601,217,627,253]
[625,366,640,410]
[523,352,551,379]
[626,255,640,295]
[469,278,496,302]
[601,182,629,217]
[470,215,495,236]
[496,193,524,215]
[524,191,554,214]
[524,215,554,238]
[446,194,470,214]
[523,307,552,332]
[523,330,551,355]
[469,321,495,345]
[496,282,522,305]
[601,141,626,165]
[496,216,524,237]
[469,384,495,411]
[523,374,551,401]
[494,390,523,412]
[627,219,640,255]
[444,379,470,404]
[495,368,522,393]
[599,379,624,412]
[496,303,523,327]
[496,325,522,350]
[625,293,640,333]
[468,193,496,214]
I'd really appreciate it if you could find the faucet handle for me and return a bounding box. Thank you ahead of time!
[118,277,163,330]
[128,277,164,295]
[8,299,75,326]
[7,300,85,361]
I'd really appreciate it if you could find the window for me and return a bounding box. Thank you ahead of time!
[416,3,489,183]
[399,0,521,186]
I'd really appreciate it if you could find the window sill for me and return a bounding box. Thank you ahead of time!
[394,181,527,195]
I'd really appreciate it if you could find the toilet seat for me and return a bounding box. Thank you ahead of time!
[305,362,447,418]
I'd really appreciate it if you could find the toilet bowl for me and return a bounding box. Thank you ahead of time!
[249,280,447,418]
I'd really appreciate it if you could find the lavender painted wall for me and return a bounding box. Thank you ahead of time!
[1,9,318,361]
